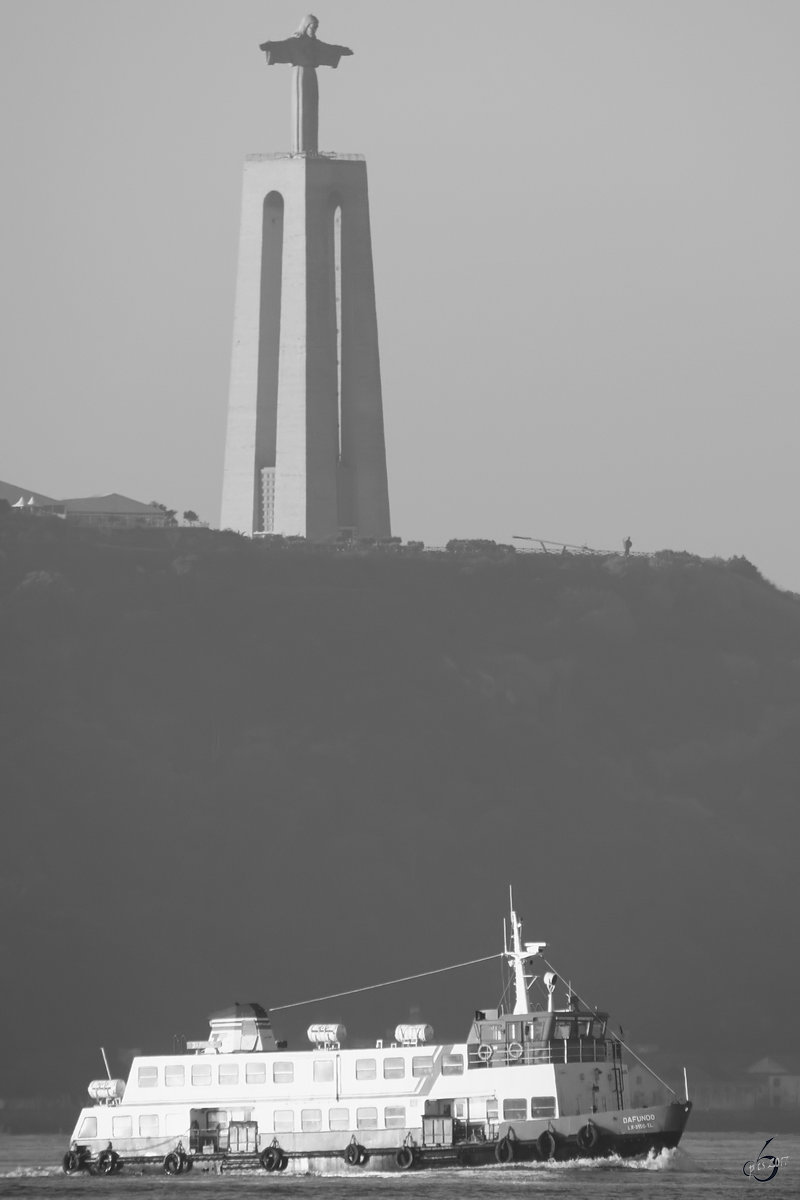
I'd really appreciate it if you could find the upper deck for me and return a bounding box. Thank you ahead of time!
[466,1007,618,1068]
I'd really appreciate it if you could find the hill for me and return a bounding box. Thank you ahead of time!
[1,513,798,1102]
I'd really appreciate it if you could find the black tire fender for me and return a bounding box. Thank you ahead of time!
[396,1146,414,1170]
[260,1146,281,1171]
[495,1135,515,1164]
[62,1151,83,1176]
[344,1142,361,1167]
[163,1151,183,1175]
[577,1123,599,1152]
[96,1149,119,1175]
[537,1129,557,1161]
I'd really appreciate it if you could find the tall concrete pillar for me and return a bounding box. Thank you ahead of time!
[220,153,391,542]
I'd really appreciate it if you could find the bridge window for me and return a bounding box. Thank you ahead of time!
[481,1023,503,1042]
[503,1099,527,1121]
[531,1096,556,1118]
[383,1057,405,1079]
[385,1106,406,1128]
[274,1110,294,1132]
[139,1115,159,1136]
[313,1060,334,1082]
[77,1116,97,1138]
[192,1064,212,1086]
[412,1056,434,1077]
[329,1107,349,1130]
[301,1109,322,1131]
[137,1066,158,1087]
[442,1053,464,1076]
[112,1116,132,1138]
[273,1061,294,1083]
[356,1058,376,1080]
[219,1063,239,1085]
[357,1107,378,1129]
[486,1099,499,1121]
[165,1065,185,1087]
[246,1062,266,1085]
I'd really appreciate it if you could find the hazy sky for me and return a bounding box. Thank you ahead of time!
[3,1,800,588]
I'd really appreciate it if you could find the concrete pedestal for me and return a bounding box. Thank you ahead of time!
[221,153,390,541]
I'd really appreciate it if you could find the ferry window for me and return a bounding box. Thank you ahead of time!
[442,1053,464,1076]
[139,1115,159,1136]
[506,1023,521,1042]
[503,1099,526,1121]
[591,1020,605,1039]
[329,1107,349,1131]
[137,1066,158,1087]
[112,1116,133,1138]
[165,1065,185,1087]
[412,1056,434,1077]
[453,1100,467,1119]
[273,1061,294,1084]
[356,1058,376,1080]
[274,1110,294,1132]
[385,1106,406,1128]
[383,1057,405,1079]
[579,1020,592,1038]
[192,1063,212,1086]
[219,1063,239,1085]
[531,1096,556,1118]
[481,1023,503,1043]
[246,1062,267,1084]
[356,1106,378,1130]
[486,1099,499,1122]
[555,1021,572,1040]
[77,1117,97,1138]
[313,1060,334,1083]
[301,1109,322,1131]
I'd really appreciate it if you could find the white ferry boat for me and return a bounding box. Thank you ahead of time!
[62,902,691,1175]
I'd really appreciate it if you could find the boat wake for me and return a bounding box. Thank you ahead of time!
[0,1165,63,1178]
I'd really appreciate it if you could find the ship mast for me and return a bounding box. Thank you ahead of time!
[505,888,547,1015]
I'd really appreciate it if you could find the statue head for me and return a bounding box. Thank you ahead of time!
[296,14,319,38]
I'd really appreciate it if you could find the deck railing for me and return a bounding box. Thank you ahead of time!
[468,1039,620,1069]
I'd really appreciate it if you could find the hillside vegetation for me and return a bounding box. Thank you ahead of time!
[1,514,798,1099]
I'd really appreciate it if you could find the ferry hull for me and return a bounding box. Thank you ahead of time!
[63,1100,691,1175]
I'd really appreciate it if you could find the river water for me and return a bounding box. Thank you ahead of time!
[1,1132,797,1199]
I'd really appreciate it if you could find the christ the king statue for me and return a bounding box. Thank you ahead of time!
[259,15,353,155]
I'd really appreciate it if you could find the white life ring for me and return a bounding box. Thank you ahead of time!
[507,1041,523,1061]
[477,1043,493,1062]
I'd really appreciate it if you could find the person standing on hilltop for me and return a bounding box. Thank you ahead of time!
[623,536,632,557]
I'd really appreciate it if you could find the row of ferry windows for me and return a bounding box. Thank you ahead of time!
[78,1098,556,1141]
[78,1107,416,1139]
[137,1055,465,1088]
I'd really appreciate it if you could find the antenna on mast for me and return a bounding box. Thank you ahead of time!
[504,887,547,1015]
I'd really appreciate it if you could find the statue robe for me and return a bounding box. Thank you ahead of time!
[259,35,352,154]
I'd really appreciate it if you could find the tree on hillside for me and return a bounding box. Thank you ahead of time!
[149,501,178,527]
[183,510,199,524]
